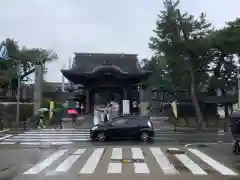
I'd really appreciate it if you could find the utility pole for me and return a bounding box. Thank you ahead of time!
[238,66,240,109]
[16,61,21,130]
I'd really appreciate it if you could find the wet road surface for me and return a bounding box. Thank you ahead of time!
[0,128,233,146]
[0,141,239,180]
[0,128,239,180]
[0,145,59,180]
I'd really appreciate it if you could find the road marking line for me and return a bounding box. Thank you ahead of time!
[0,135,12,141]
[20,142,42,145]
[5,138,89,142]
[0,142,16,144]
[51,142,73,145]
[111,148,122,160]
[12,136,87,139]
[133,163,150,174]
[188,148,238,176]
[24,132,90,134]
[175,154,207,175]
[131,147,149,173]
[29,128,88,131]
[54,149,86,172]
[108,148,122,173]
[18,134,89,136]
[69,138,90,141]
[150,147,178,175]
[20,142,72,145]
[23,149,68,174]
[79,148,104,174]
[168,148,180,151]
[131,147,144,159]
[107,163,122,173]
[0,129,10,133]
[185,142,233,147]
[22,133,90,135]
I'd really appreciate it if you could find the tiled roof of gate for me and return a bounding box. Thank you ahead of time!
[72,53,142,73]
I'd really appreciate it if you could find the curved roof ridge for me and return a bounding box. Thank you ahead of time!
[89,64,127,74]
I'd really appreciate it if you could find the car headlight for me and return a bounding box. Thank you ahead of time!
[148,121,152,128]
[91,126,98,130]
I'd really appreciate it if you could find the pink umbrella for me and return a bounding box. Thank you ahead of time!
[67,109,78,114]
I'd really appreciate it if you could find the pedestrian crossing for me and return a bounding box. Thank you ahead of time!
[20,146,238,176]
[0,128,90,145]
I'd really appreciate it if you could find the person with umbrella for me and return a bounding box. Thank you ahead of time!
[57,101,69,129]
[37,108,48,129]
[67,101,79,126]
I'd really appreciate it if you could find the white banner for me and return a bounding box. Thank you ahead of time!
[122,100,130,115]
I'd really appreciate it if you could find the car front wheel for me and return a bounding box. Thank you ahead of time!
[140,131,149,141]
[97,132,106,141]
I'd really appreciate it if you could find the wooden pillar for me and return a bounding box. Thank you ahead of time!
[85,90,90,113]
[123,88,128,100]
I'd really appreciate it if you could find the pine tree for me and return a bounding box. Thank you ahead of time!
[149,0,212,129]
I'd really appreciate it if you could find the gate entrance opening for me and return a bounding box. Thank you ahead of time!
[92,86,123,116]
[61,53,152,115]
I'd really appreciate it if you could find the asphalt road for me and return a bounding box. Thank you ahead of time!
[0,128,239,180]
[0,128,233,146]
[0,140,239,180]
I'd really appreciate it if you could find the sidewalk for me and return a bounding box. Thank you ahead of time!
[2,116,88,133]
[150,116,228,133]
[154,127,225,134]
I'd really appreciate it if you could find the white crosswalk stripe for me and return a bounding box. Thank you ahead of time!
[108,148,122,173]
[0,129,90,145]
[174,153,207,175]
[20,146,238,176]
[54,149,86,173]
[150,147,178,174]
[131,147,150,174]
[79,148,104,174]
[188,148,238,176]
[23,149,68,174]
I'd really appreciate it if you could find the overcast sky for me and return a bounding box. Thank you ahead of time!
[0,0,239,82]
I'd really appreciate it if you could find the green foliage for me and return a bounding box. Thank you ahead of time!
[145,0,240,96]
[148,0,212,92]
[145,0,240,127]
[0,38,58,89]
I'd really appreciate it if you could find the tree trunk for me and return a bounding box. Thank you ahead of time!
[190,70,203,130]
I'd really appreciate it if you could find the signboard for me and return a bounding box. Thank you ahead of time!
[122,100,130,115]
[0,45,9,60]
[170,101,178,118]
